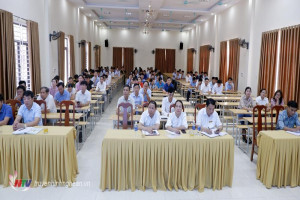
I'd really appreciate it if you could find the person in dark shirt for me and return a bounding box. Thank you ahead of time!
[0,94,14,125]
[85,75,94,91]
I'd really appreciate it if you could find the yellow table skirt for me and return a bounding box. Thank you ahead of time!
[0,126,78,187]
[100,130,234,192]
[257,130,300,188]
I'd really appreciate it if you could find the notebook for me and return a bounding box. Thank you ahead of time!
[13,127,43,135]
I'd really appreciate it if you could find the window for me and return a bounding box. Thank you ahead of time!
[13,18,30,89]
[64,37,70,83]
[85,42,89,69]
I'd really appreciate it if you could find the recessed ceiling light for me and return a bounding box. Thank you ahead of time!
[211,13,214,15]
[89,14,92,17]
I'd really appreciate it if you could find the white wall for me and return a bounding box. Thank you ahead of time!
[190,0,300,94]
[0,0,101,87]
[98,28,188,71]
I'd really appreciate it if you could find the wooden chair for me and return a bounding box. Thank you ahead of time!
[6,99,22,120]
[271,105,284,130]
[142,102,149,112]
[251,105,267,161]
[117,102,133,129]
[194,103,206,123]
[169,103,185,112]
[59,100,75,126]
[34,100,47,125]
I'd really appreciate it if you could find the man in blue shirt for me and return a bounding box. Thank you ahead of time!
[13,90,43,130]
[155,77,165,90]
[0,94,14,125]
[139,81,151,102]
[225,77,235,91]
[163,77,174,93]
[130,83,144,109]
[54,82,71,105]
[276,101,300,132]
[187,77,197,102]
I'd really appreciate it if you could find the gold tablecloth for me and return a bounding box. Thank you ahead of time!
[0,126,78,187]
[257,130,300,188]
[100,130,234,192]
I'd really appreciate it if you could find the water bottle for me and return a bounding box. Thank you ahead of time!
[192,122,196,130]
[134,122,138,131]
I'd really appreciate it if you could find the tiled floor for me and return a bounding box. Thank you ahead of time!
[1,89,299,200]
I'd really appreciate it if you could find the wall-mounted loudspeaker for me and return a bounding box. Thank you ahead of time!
[134,49,138,53]
[179,42,183,50]
[105,39,109,47]
[152,50,155,54]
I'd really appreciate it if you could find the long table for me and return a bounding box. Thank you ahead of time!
[100,129,234,192]
[257,130,300,188]
[0,126,78,187]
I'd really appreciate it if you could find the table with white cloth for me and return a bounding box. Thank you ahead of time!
[100,129,234,192]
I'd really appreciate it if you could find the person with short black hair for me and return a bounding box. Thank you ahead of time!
[139,81,151,102]
[155,77,165,90]
[54,82,70,105]
[165,100,188,134]
[116,85,135,116]
[37,87,56,113]
[0,94,14,125]
[18,80,26,87]
[75,75,84,92]
[67,83,76,100]
[138,100,160,132]
[84,75,94,91]
[91,71,100,86]
[201,78,212,94]
[196,98,223,134]
[276,101,300,132]
[15,85,26,104]
[130,83,143,109]
[161,87,177,116]
[75,81,91,107]
[13,90,43,130]
[210,77,218,88]
[67,77,75,87]
[225,77,234,91]
[212,80,223,95]
[163,77,174,93]
[96,76,107,93]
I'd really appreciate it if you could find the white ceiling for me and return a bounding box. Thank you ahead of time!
[69,0,241,31]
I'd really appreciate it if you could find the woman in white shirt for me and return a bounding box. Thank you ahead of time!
[138,101,160,133]
[166,100,188,134]
[256,88,269,107]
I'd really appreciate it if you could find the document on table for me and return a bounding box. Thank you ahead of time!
[13,127,43,135]
[165,130,181,138]
[286,131,300,136]
[201,128,228,138]
[142,130,160,136]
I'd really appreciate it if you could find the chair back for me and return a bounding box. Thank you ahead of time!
[194,103,206,123]
[117,102,133,129]
[251,105,267,161]
[34,99,47,125]
[142,102,149,112]
[271,105,284,130]
[169,103,185,113]
[59,100,75,126]
[6,99,22,120]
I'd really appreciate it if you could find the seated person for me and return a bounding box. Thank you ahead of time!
[75,81,91,107]
[163,77,174,93]
[14,85,26,104]
[138,101,160,133]
[75,75,84,92]
[212,80,223,95]
[84,75,94,91]
[165,100,188,134]
[130,83,144,109]
[67,83,76,100]
[116,85,135,116]
[37,87,57,113]
[238,87,254,144]
[196,98,223,134]
[225,77,234,91]
[187,77,197,102]
[50,78,59,97]
[256,88,269,107]
[126,74,133,86]
[209,77,218,88]
[201,78,212,94]
[13,90,43,130]
[161,87,177,116]
[54,82,71,105]
[67,77,75,88]
[155,77,165,90]
[96,76,107,93]
[149,78,157,90]
[139,81,151,102]
[276,101,300,132]
[0,94,14,125]
[271,90,284,108]
[196,78,203,91]
[91,71,100,86]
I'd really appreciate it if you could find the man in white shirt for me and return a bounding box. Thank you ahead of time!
[165,100,188,134]
[139,81,151,102]
[138,100,160,133]
[196,98,223,134]
[106,72,112,85]
[96,76,106,93]
[212,80,223,95]
[116,85,135,116]
[161,87,177,116]
[75,81,91,107]
[37,87,57,113]
[91,71,100,86]
[209,77,218,89]
[201,78,212,94]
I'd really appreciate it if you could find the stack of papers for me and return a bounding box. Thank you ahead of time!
[142,130,160,136]
[286,131,300,136]
[13,127,43,135]
[201,128,228,138]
